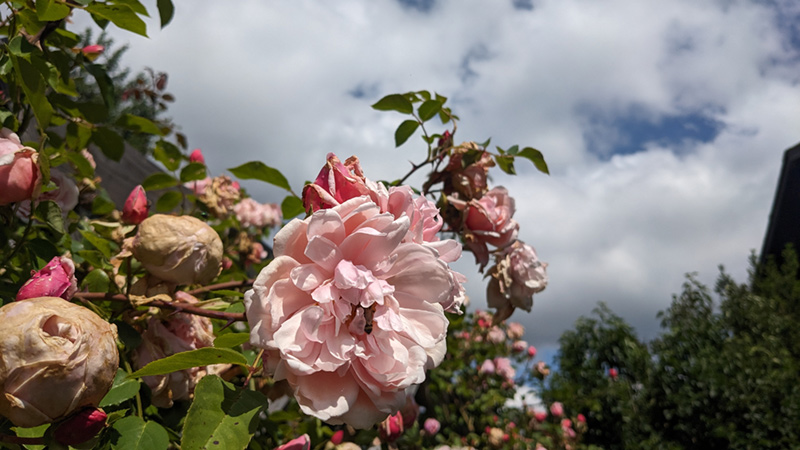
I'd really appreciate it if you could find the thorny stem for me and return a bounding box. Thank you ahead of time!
[186,279,254,296]
[74,292,248,323]
[244,349,264,386]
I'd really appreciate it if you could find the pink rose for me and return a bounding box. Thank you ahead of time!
[449,186,519,269]
[0,128,24,156]
[379,412,404,442]
[487,326,505,344]
[423,417,441,436]
[494,357,515,381]
[0,148,40,206]
[189,148,205,164]
[17,170,79,218]
[234,197,282,228]
[16,256,78,301]
[132,294,223,408]
[302,153,370,212]
[443,144,494,198]
[507,322,524,340]
[274,434,311,450]
[487,240,548,322]
[561,418,576,438]
[244,195,454,428]
[609,368,618,380]
[512,340,527,353]
[533,410,547,423]
[479,359,496,375]
[122,185,148,225]
[186,176,211,196]
[577,413,586,423]
[549,402,564,417]
[330,430,344,445]
[527,345,537,358]
[53,407,107,446]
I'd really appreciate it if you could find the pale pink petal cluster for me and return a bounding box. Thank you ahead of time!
[493,357,516,381]
[487,326,506,344]
[449,186,519,269]
[487,240,548,322]
[234,197,282,228]
[16,256,78,301]
[244,196,456,428]
[507,322,525,340]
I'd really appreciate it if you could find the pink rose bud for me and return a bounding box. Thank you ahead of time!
[479,359,496,375]
[53,407,107,446]
[437,130,452,148]
[330,430,344,445]
[189,149,205,164]
[609,368,619,380]
[423,417,441,436]
[577,414,586,423]
[81,45,104,57]
[0,148,40,206]
[302,153,370,212]
[549,402,564,417]
[274,434,310,450]
[527,346,537,358]
[122,185,148,225]
[534,410,547,423]
[379,412,404,442]
[16,256,78,301]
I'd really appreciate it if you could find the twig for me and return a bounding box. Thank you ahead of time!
[74,292,247,322]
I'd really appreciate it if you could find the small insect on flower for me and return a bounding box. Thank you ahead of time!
[363,304,377,334]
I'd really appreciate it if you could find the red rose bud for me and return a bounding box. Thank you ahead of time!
[53,408,107,446]
[437,130,452,148]
[81,45,104,60]
[379,411,404,442]
[609,368,619,380]
[189,148,205,164]
[330,430,344,445]
[16,256,77,301]
[122,185,148,225]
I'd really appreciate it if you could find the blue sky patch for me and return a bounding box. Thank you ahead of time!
[396,0,435,13]
[512,0,534,11]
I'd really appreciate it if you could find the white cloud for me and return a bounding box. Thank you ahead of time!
[80,0,800,356]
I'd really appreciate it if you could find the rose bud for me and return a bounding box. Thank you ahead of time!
[274,434,310,450]
[609,368,619,380]
[53,407,107,446]
[379,412,404,442]
[81,44,104,60]
[549,402,564,417]
[122,185,148,225]
[0,297,119,427]
[330,430,344,445]
[423,417,441,436]
[533,410,547,423]
[130,214,223,285]
[16,256,78,301]
[189,148,205,164]
[0,148,40,206]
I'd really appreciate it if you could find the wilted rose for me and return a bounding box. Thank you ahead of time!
[130,214,223,285]
[198,175,241,217]
[486,240,548,322]
[302,153,370,212]
[487,427,505,448]
[449,187,519,269]
[122,185,148,225]
[0,297,118,427]
[16,256,78,301]
[53,407,107,446]
[444,143,495,198]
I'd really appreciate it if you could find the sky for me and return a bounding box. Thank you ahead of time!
[83,0,800,363]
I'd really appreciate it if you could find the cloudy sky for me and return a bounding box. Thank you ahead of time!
[86,0,800,361]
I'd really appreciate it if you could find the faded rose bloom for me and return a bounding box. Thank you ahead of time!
[379,411,404,442]
[535,361,550,378]
[487,427,505,448]
[53,407,107,446]
[244,196,455,428]
[132,293,223,408]
[199,175,241,217]
[302,153,370,212]
[122,185,148,225]
[449,186,519,269]
[16,256,78,301]
[186,176,211,196]
[130,214,223,285]
[487,326,505,344]
[487,240,548,322]
[0,147,40,206]
[246,241,268,265]
[549,402,564,417]
[494,357,515,381]
[444,143,495,198]
[423,417,441,436]
[274,434,311,450]
[507,322,524,340]
[0,297,118,427]
[189,148,205,164]
[17,170,79,219]
[234,197,282,228]
[479,359,496,375]
[512,340,527,353]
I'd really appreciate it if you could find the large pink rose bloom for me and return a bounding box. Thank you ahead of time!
[449,186,519,269]
[244,196,454,428]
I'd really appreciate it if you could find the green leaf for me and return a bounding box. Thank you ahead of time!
[81,268,110,292]
[128,348,248,378]
[494,154,516,175]
[28,238,60,262]
[112,416,169,450]
[155,191,182,212]
[371,94,413,114]
[181,375,265,450]
[228,161,291,192]
[281,195,304,219]
[418,100,443,122]
[116,114,163,135]
[213,333,250,349]
[518,147,550,175]
[156,0,174,28]
[112,0,149,16]
[76,250,105,268]
[100,369,141,407]
[10,52,53,129]
[79,230,113,258]
[34,200,64,234]
[141,172,178,191]
[92,189,116,215]
[12,423,48,450]
[152,140,182,171]
[92,127,125,161]
[36,0,71,21]
[394,119,419,147]
[86,64,116,111]
[180,162,207,183]
[87,3,148,37]
[67,149,94,178]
